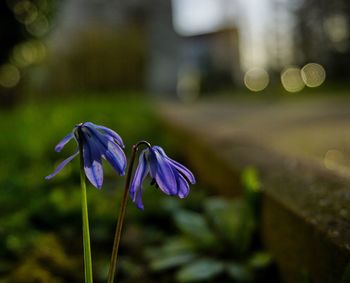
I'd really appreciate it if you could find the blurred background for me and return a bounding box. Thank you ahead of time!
[1,0,349,282]
[3,0,350,100]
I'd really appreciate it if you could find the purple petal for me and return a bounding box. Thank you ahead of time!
[84,126,126,175]
[152,146,167,156]
[45,150,79,179]
[55,133,74,152]
[83,137,103,189]
[104,141,127,175]
[153,146,196,184]
[176,173,190,198]
[149,147,177,195]
[94,124,125,148]
[130,150,149,210]
[166,158,196,184]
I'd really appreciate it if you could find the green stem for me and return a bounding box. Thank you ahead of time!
[79,133,93,283]
[107,141,151,283]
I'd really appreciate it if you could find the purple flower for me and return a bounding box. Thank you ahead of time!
[46,122,126,189]
[130,145,196,210]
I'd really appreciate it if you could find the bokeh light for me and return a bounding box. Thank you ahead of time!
[11,41,47,67]
[26,14,50,37]
[280,67,305,93]
[244,68,269,92]
[324,14,349,44]
[0,64,21,88]
[14,0,38,25]
[301,63,326,88]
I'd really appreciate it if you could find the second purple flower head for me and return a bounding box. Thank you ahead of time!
[46,122,126,189]
[130,145,196,210]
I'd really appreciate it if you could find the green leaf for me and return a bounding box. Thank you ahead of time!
[146,238,198,271]
[159,238,195,254]
[241,167,261,193]
[176,259,225,282]
[204,198,255,255]
[145,238,195,260]
[150,253,196,271]
[226,262,253,282]
[162,198,182,213]
[174,210,216,246]
[248,252,272,269]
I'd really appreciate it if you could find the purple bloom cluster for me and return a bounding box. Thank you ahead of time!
[46,122,196,209]
[130,146,196,210]
[46,122,126,189]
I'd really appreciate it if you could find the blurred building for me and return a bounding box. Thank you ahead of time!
[47,0,241,95]
[179,28,241,94]
[47,0,149,92]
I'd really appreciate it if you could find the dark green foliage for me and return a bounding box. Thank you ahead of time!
[144,168,276,283]
[0,96,278,282]
[0,95,157,282]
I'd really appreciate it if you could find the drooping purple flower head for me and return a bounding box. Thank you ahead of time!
[129,145,196,210]
[46,122,126,189]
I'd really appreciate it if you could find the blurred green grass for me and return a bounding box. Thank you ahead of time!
[0,94,163,282]
[0,94,278,283]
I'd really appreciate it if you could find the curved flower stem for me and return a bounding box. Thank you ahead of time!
[78,130,93,283]
[107,141,151,283]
